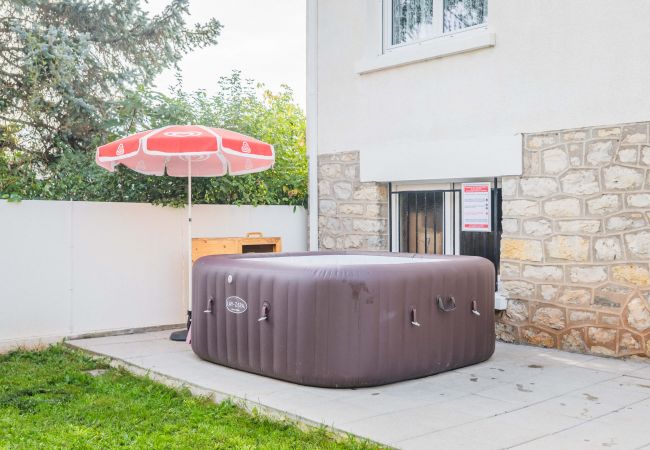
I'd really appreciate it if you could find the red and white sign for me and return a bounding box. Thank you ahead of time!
[461,182,492,232]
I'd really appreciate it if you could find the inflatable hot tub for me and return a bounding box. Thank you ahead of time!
[191,251,495,388]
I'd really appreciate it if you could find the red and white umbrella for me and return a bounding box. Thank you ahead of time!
[96,125,275,340]
[96,124,274,176]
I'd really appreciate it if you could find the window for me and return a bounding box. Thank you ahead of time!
[390,182,502,284]
[385,0,488,49]
[443,0,488,33]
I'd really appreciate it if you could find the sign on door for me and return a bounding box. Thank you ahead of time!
[461,182,492,232]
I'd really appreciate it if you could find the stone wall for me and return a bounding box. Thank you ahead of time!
[498,121,650,357]
[318,151,389,250]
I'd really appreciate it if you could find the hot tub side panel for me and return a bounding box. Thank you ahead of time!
[317,257,496,387]
[191,253,495,388]
[191,260,321,384]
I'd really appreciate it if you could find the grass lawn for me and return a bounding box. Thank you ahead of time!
[0,345,381,449]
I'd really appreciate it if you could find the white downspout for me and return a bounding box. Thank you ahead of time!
[306,0,319,251]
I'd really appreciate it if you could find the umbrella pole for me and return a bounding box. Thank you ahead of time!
[170,158,192,342]
[187,158,192,316]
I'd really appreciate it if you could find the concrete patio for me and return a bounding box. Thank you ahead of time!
[68,330,650,449]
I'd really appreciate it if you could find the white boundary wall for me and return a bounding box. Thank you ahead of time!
[0,200,307,351]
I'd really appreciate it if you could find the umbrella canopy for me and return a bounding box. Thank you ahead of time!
[95,124,275,342]
[96,124,274,176]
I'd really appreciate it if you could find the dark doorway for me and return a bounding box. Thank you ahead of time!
[391,181,502,281]
[459,187,502,276]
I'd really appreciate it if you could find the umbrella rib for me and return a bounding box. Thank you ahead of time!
[197,125,229,174]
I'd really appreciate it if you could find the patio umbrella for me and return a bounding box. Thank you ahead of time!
[96,125,275,341]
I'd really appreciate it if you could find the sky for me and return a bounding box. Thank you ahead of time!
[145,0,306,108]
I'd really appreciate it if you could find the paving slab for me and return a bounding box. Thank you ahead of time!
[512,398,650,449]
[68,330,650,449]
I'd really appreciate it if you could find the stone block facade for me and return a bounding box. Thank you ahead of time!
[498,121,650,358]
[318,151,389,250]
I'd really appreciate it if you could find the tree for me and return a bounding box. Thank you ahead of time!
[113,72,308,206]
[1,73,308,208]
[0,0,221,164]
[0,2,307,208]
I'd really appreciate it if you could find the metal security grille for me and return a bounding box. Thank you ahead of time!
[390,182,502,276]
[397,189,456,254]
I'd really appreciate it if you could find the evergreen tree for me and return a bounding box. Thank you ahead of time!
[0,0,221,163]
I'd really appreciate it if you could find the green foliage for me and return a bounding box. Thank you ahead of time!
[0,0,307,207]
[0,0,221,163]
[124,72,308,207]
[0,125,42,201]
[1,73,308,207]
[0,345,381,449]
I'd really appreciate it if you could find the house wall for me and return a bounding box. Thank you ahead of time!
[318,151,389,250]
[0,200,307,351]
[497,122,650,357]
[310,0,650,356]
[312,0,650,180]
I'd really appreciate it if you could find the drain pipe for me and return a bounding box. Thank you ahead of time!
[306,0,318,251]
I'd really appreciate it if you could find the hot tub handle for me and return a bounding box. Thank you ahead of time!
[471,300,481,316]
[204,296,214,314]
[410,307,421,327]
[258,302,270,322]
[437,296,457,312]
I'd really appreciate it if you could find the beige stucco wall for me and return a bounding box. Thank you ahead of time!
[312,0,650,182]
[311,0,650,357]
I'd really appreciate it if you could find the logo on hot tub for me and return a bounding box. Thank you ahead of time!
[225,296,248,314]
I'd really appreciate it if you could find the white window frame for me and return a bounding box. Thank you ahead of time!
[382,0,488,53]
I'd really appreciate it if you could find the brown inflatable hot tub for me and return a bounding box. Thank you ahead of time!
[191,251,495,388]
